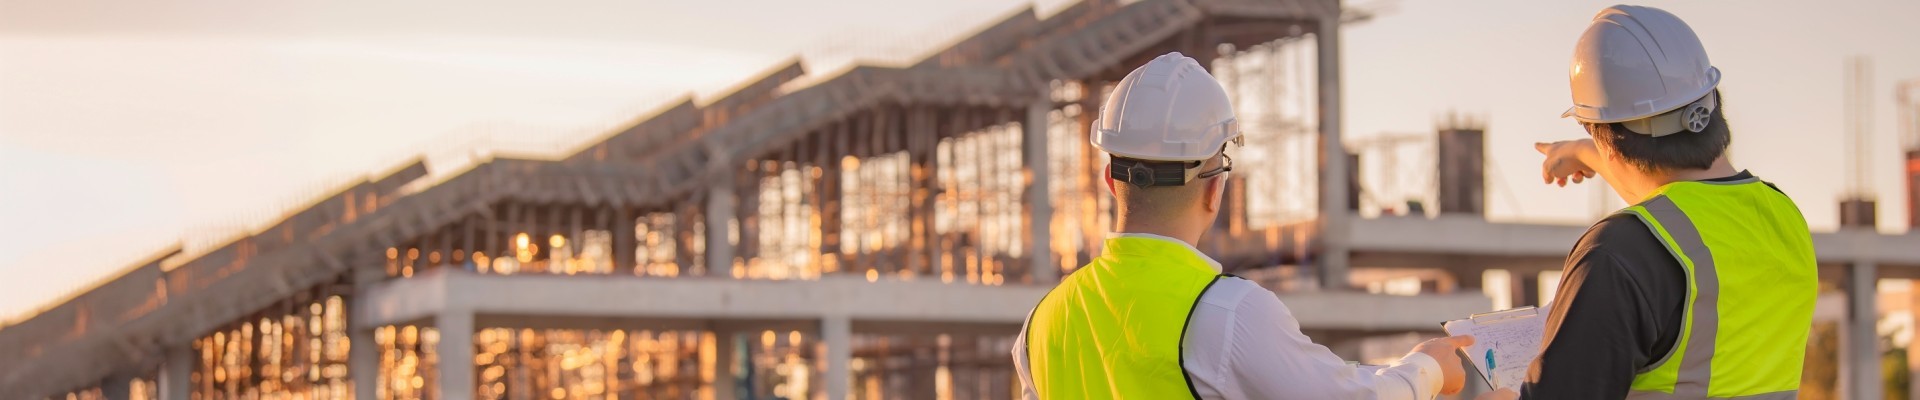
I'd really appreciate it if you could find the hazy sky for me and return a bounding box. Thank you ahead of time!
[2,0,1916,320]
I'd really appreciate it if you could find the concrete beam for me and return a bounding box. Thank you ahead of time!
[1349,215,1920,268]
[1817,229,1920,267]
[1348,215,1583,259]
[359,269,1489,333]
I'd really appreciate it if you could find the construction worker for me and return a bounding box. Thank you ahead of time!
[1010,51,1478,399]
[1522,5,1818,399]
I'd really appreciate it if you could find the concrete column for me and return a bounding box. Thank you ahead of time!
[613,207,636,275]
[1314,15,1350,290]
[676,200,700,274]
[907,107,939,277]
[712,330,738,400]
[735,165,762,267]
[1024,100,1056,284]
[157,345,191,400]
[437,310,475,400]
[102,375,130,400]
[1848,261,1881,400]
[707,183,737,277]
[350,269,384,400]
[350,323,379,400]
[822,315,852,400]
[1073,90,1104,266]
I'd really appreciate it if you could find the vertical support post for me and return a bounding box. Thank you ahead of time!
[822,315,852,400]
[973,112,992,282]
[486,203,502,270]
[820,123,846,274]
[102,375,130,400]
[1024,100,1056,284]
[350,326,379,400]
[1848,260,1881,400]
[569,206,583,271]
[439,223,454,270]
[1315,15,1350,290]
[738,160,762,271]
[909,107,940,278]
[436,309,475,400]
[350,268,384,400]
[546,206,562,272]
[518,204,534,273]
[1074,85,1105,265]
[675,199,698,274]
[712,330,738,400]
[707,179,738,277]
[158,345,192,400]
[613,207,636,275]
[461,217,475,270]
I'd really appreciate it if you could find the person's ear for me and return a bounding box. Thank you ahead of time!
[1203,175,1226,213]
[1103,164,1117,198]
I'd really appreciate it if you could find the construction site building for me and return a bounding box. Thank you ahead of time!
[2,1,1918,399]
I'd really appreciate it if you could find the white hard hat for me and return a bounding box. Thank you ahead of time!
[1091,52,1243,163]
[1562,5,1721,137]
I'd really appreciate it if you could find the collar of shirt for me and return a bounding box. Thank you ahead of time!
[1104,232,1226,273]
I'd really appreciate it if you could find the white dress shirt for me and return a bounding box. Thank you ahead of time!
[1012,232,1444,400]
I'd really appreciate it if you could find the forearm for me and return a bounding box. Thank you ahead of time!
[1576,146,1612,179]
[1373,352,1445,400]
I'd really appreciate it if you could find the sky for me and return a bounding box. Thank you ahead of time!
[1,0,1916,320]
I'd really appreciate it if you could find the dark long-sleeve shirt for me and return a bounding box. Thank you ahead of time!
[1519,171,1772,399]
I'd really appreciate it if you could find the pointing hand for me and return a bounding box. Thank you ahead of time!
[1534,140,1599,187]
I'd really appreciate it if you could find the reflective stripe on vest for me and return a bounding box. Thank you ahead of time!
[1024,236,1226,399]
[1618,177,1817,399]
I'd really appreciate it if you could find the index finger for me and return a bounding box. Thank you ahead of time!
[1534,142,1551,155]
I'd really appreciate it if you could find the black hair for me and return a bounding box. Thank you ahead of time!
[1584,90,1731,173]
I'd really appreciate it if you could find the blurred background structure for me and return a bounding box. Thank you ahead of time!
[1,0,1917,399]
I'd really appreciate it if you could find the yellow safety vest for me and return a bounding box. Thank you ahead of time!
[1618,177,1817,400]
[1024,236,1227,399]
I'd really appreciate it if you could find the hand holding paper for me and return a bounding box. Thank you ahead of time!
[1411,335,1476,395]
[1442,307,1547,390]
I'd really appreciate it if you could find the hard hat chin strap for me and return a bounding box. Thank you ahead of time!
[1623,91,1718,137]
